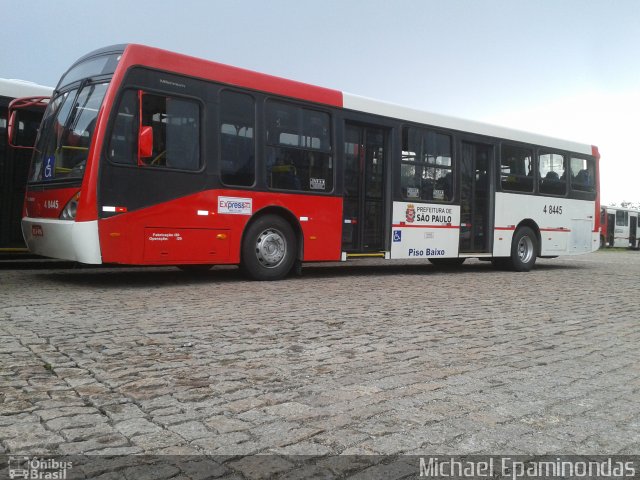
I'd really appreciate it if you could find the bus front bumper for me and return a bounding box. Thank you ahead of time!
[21,218,102,264]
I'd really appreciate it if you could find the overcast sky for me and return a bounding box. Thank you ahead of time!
[2,0,638,204]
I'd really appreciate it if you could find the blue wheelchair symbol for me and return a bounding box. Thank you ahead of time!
[393,230,402,242]
[43,156,55,179]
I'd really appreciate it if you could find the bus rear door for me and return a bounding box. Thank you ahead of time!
[459,140,493,254]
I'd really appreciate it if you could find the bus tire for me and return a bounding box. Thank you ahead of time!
[600,235,605,249]
[241,214,296,281]
[428,258,466,267]
[510,226,537,272]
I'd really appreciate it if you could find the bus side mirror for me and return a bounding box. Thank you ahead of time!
[7,109,35,149]
[7,96,49,149]
[7,110,19,147]
[138,126,153,163]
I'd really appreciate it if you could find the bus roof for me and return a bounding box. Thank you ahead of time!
[0,78,53,99]
[343,93,594,155]
[89,44,597,156]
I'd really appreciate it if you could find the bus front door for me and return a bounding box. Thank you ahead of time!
[459,141,492,253]
[342,124,386,253]
[630,215,637,249]
[607,213,615,247]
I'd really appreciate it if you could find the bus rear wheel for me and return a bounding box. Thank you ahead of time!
[510,226,538,272]
[241,215,297,281]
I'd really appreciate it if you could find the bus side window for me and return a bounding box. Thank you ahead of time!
[220,91,255,186]
[570,157,595,194]
[616,210,628,226]
[539,152,566,196]
[109,90,200,171]
[265,100,333,192]
[500,144,533,193]
[400,126,453,202]
[108,90,138,164]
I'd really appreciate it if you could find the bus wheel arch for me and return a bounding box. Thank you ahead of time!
[240,207,302,280]
[510,220,540,272]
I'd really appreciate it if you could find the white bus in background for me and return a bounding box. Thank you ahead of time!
[601,205,639,249]
[0,78,52,253]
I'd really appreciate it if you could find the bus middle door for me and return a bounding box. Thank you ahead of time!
[342,123,386,254]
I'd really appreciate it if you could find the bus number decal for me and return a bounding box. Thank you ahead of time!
[310,178,326,190]
[543,205,563,215]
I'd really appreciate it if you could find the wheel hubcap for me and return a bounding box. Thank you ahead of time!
[255,228,286,268]
[517,235,534,263]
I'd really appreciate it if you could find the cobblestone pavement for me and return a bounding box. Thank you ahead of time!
[1,251,639,475]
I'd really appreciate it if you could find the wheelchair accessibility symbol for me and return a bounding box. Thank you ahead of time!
[393,230,402,242]
[43,156,55,179]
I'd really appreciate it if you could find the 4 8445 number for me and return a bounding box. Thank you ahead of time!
[543,205,563,214]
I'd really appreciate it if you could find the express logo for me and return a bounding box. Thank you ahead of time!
[405,204,415,223]
[218,197,253,215]
[219,200,250,209]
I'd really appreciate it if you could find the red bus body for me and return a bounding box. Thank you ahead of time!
[22,44,601,278]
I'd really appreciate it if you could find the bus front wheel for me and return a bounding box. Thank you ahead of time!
[241,215,297,281]
[510,226,538,272]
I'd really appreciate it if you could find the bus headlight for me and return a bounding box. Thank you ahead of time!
[60,193,80,221]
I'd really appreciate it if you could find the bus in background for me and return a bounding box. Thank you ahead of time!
[1,78,52,253]
[600,206,639,249]
[21,44,600,280]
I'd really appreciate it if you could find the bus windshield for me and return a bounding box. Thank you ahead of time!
[29,82,108,183]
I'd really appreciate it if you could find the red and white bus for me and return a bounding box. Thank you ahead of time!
[0,78,52,253]
[600,206,639,249]
[21,44,600,279]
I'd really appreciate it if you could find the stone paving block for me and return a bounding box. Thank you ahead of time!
[204,415,251,433]
[60,423,118,442]
[45,413,108,431]
[113,417,163,437]
[167,420,213,441]
[227,455,296,480]
[56,433,130,454]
